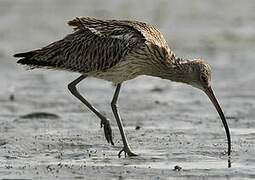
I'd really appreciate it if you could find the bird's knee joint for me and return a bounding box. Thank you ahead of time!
[67,84,72,91]
[111,102,118,109]
[68,83,76,92]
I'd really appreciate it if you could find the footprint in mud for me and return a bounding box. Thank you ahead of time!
[13,112,60,124]
[0,139,8,146]
[173,165,182,171]
[150,86,165,92]
[19,112,60,119]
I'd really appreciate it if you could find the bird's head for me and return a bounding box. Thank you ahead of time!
[187,59,212,91]
[172,59,231,156]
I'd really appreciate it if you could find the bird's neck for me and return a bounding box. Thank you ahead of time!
[150,57,194,84]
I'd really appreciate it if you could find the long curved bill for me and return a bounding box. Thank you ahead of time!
[204,86,231,156]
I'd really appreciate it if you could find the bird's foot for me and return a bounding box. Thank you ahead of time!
[118,146,138,158]
[101,118,114,145]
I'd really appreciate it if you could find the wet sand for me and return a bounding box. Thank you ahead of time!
[1,0,255,179]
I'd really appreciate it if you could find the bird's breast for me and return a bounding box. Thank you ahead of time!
[87,59,144,84]
[86,43,157,84]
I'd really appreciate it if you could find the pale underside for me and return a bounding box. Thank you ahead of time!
[87,42,155,84]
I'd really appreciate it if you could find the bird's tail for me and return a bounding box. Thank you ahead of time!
[14,50,57,68]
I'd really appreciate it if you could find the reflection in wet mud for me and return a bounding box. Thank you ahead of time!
[228,157,231,168]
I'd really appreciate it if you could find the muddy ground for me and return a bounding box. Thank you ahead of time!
[0,0,255,179]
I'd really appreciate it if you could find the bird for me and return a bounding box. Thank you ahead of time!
[13,17,231,157]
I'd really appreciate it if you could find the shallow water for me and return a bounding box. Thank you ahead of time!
[1,0,255,179]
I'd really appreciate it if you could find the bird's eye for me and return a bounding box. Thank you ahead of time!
[200,75,207,82]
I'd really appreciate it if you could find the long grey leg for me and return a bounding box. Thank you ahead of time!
[68,75,114,145]
[111,83,137,157]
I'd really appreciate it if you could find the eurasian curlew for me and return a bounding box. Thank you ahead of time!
[14,17,231,157]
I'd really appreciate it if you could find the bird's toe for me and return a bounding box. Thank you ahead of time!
[118,146,138,158]
[101,118,114,145]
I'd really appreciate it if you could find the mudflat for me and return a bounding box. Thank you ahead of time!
[0,0,255,179]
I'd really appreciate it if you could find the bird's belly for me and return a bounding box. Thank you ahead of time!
[87,61,142,84]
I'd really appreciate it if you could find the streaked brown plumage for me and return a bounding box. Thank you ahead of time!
[14,17,231,158]
[15,17,174,83]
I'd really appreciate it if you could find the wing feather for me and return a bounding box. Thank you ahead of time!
[68,17,168,46]
[15,17,172,73]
